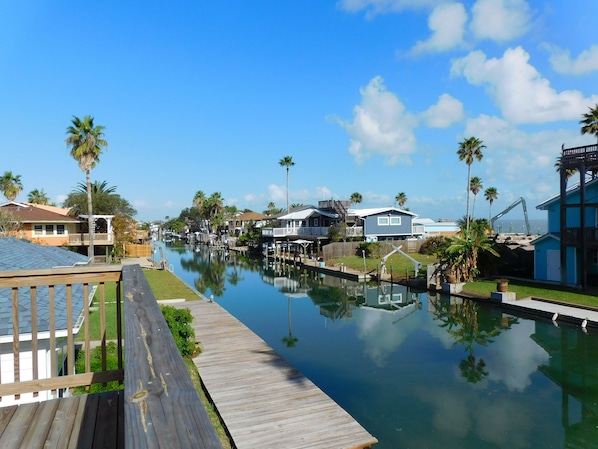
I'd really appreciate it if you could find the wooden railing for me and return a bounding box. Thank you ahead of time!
[0,264,222,448]
[0,265,124,402]
[562,144,598,168]
[68,232,113,245]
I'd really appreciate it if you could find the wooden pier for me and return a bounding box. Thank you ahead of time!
[179,299,378,449]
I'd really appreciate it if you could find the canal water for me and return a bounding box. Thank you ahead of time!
[157,242,598,449]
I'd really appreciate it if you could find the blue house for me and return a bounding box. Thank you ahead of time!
[534,144,598,289]
[351,207,423,241]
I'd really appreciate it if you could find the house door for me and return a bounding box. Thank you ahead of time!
[546,249,561,282]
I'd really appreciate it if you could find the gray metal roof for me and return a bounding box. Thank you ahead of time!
[0,238,91,338]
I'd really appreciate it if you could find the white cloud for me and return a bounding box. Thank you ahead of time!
[338,76,418,165]
[410,2,468,54]
[450,46,598,124]
[337,0,442,17]
[470,0,533,42]
[484,320,549,392]
[267,184,286,203]
[421,93,465,128]
[461,114,585,204]
[544,44,598,75]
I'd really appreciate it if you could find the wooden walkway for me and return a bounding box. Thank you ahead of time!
[179,300,377,449]
[0,390,123,449]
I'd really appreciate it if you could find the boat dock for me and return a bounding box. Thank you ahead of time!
[177,299,378,449]
[500,296,598,330]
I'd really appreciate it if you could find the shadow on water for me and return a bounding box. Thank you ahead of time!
[159,242,598,449]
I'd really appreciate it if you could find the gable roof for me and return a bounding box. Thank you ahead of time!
[1,202,80,223]
[234,211,268,221]
[277,206,338,220]
[351,207,418,218]
[0,238,91,338]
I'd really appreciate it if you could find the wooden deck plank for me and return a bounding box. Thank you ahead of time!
[0,401,38,448]
[0,391,124,449]
[179,300,378,449]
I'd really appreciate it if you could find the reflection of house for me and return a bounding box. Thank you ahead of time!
[533,176,598,288]
[361,283,420,312]
[532,323,598,448]
[0,238,92,406]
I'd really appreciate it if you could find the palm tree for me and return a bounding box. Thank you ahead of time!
[484,187,498,227]
[193,190,206,211]
[279,156,295,213]
[469,177,483,219]
[350,192,362,206]
[457,137,485,231]
[554,155,578,181]
[0,172,23,201]
[66,115,108,262]
[580,104,598,142]
[27,188,50,205]
[395,192,407,208]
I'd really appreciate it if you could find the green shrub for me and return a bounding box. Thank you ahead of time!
[74,341,123,394]
[161,305,196,358]
[419,236,450,256]
[358,242,382,258]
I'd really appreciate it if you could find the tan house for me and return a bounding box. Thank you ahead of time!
[1,202,115,261]
[229,211,268,236]
[1,202,81,246]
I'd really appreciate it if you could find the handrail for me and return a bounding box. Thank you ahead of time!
[0,265,124,402]
[0,264,223,448]
[122,265,222,448]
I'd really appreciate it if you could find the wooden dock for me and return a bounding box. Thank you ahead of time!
[179,299,378,449]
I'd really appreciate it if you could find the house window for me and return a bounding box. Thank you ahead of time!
[57,225,65,235]
[390,217,401,226]
[34,225,43,235]
[314,218,319,227]
[46,225,54,235]
[378,217,389,226]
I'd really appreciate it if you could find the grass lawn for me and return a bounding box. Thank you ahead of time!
[143,269,202,301]
[80,269,203,341]
[328,253,438,277]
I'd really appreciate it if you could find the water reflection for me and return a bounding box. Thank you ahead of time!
[428,294,518,384]
[159,243,598,449]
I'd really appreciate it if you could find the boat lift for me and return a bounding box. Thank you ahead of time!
[490,197,531,235]
[380,245,422,278]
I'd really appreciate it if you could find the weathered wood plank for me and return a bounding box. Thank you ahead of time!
[0,401,38,448]
[122,264,222,449]
[0,391,124,449]
[180,299,378,449]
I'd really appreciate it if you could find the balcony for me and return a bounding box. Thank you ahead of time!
[262,226,364,239]
[68,232,113,246]
[0,265,221,448]
[562,227,598,248]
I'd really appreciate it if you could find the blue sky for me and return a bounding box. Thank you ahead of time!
[1,1,596,222]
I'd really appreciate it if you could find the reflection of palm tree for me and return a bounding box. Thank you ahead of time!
[282,295,298,348]
[429,297,504,384]
[459,355,488,383]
